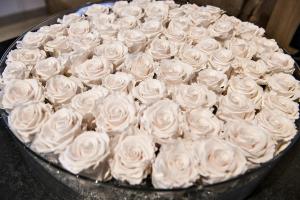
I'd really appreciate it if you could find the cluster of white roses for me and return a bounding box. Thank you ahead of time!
[1,0,299,189]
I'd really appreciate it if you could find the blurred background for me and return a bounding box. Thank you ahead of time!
[0,0,299,55]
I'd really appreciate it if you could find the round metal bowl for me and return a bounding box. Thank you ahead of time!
[0,2,300,200]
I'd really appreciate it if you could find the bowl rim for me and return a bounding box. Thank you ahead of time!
[1,0,300,192]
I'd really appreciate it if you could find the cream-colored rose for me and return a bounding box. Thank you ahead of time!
[59,131,111,181]
[94,41,128,68]
[227,76,264,109]
[224,37,256,59]
[118,29,147,53]
[140,19,163,39]
[6,48,46,66]
[254,37,280,57]
[33,57,64,82]
[224,121,275,164]
[217,93,256,122]
[188,26,208,45]
[236,22,265,41]
[256,109,297,143]
[262,92,299,120]
[85,4,109,16]
[188,10,216,28]
[119,5,144,19]
[31,108,82,154]
[123,52,155,81]
[163,18,190,44]
[168,7,186,19]
[208,48,234,73]
[140,99,182,144]
[152,140,199,189]
[73,56,113,87]
[8,102,52,143]
[91,18,118,41]
[17,31,49,49]
[195,37,221,55]
[69,32,101,52]
[145,1,169,21]
[1,61,30,82]
[156,59,194,86]
[178,44,208,72]
[130,0,152,9]
[197,137,247,184]
[45,75,83,106]
[102,72,134,93]
[196,68,228,94]
[116,16,139,30]
[198,5,223,22]
[112,1,128,15]
[266,73,300,100]
[110,130,155,185]
[208,19,234,40]
[96,93,136,135]
[1,79,44,110]
[182,108,223,140]
[261,52,295,74]
[172,84,217,110]
[68,20,90,38]
[44,36,72,56]
[57,13,82,26]
[132,78,167,105]
[237,59,268,85]
[147,37,177,60]
[38,24,67,39]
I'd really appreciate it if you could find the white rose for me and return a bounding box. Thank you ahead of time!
[1,79,44,110]
[59,131,111,181]
[262,92,299,120]
[261,52,295,74]
[102,72,134,93]
[217,93,256,122]
[118,5,144,19]
[266,73,300,100]
[197,137,247,184]
[33,57,64,82]
[162,18,190,44]
[60,50,90,75]
[147,37,177,60]
[140,99,182,144]
[57,13,82,26]
[38,24,67,39]
[68,20,90,38]
[208,19,234,40]
[96,93,136,135]
[110,130,156,185]
[130,0,152,9]
[256,109,297,143]
[182,108,223,140]
[195,37,221,55]
[45,75,83,106]
[172,84,217,110]
[224,37,256,59]
[17,31,49,49]
[227,76,264,109]
[168,7,186,19]
[118,29,147,53]
[140,19,163,39]
[188,10,216,28]
[254,37,280,57]
[188,26,208,45]
[208,48,234,73]
[198,5,223,22]
[91,18,118,41]
[94,41,128,68]
[178,44,208,72]
[236,22,265,41]
[196,68,228,94]
[1,61,30,82]
[132,78,167,105]
[31,108,82,154]
[112,1,129,15]
[69,32,101,52]
[8,102,52,143]
[145,1,169,21]
[85,4,109,16]
[73,56,113,87]
[123,52,155,81]
[116,16,139,30]
[6,48,46,66]
[152,140,199,189]
[44,36,72,56]
[156,59,194,86]
[223,121,275,164]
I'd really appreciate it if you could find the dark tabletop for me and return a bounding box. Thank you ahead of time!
[0,39,300,200]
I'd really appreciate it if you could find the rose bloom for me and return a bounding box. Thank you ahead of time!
[195,37,221,55]
[132,78,167,105]
[117,29,147,53]
[123,52,155,81]
[44,36,72,56]
[59,131,111,181]
[188,26,208,45]
[73,56,113,87]
[172,83,217,110]
[110,128,156,185]
[6,48,46,66]
[8,102,52,143]
[254,37,280,57]
[140,19,163,39]
[69,32,101,52]
[162,18,189,44]
[1,79,44,110]
[102,72,134,93]
[95,93,137,135]
[152,139,199,189]
[236,21,265,41]
[196,68,228,94]
[68,20,90,38]
[227,76,264,109]
[145,1,169,21]
[146,37,177,60]
[208,19,234,40]
[182,108,223,140]
[38,24,67,39]
[31,108,82,154]
[85,4,109,17]
[261,52,295,74]
[223,120,275,164]
[91,21,118,42]
[140,99,182,144]
[57,13,82,26]
[116,16,139,30]
[17,31,49,49]
[45,75,84,106]
[208,48,234,73]
[33,57,64,82]
[224,37,256,59]
[196,137,247,184]
[217,93,256,122]
[117,5,144,19]
[1,61,30,82]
